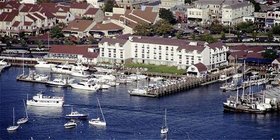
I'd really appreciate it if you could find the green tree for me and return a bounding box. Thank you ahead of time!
[36,40,43,49]
[159,9,176,24]
[248,0,261,12]
[272,25,280,35]
[262,49,278,60]
[267,31,274,41]
[175,31,183,39]
[154,20,173,36]
[198,34,217,43]
[133,23,154,36]
[221,31,226,40]
[103,0,114,12]
[252,31,257,41]
[236,22,256,33]
[37,0,51,3]
[209,23,223,34]
[191,34,196,40]
[20,39,27,48]
[50,25,64,39]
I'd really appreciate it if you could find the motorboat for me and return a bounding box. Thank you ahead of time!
[70,81,100,91]
[46,76,73,87]
[127,74,147,81]
[128,88,147,95]
[64,120,77,129]
[89,98,106,126]
[72,61,89,71]
[34,59,56,69]
[0,59,11,69]
[34,74,49,82]
[26,92,64,107]
[51,62,73,74]
[160,109,168,134]
[70,69,90,78]
[218,74,230,82]
[7,108,19,132]
[17,100,28,125]
[66,107,88,120]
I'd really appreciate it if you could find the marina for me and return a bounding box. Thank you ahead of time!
[1,67,280,139]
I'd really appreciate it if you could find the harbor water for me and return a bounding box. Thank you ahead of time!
[1,67,280,139]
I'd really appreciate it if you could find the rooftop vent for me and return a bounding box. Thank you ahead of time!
[189,42,197,46]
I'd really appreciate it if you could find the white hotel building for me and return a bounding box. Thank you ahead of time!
[98,36,229,70]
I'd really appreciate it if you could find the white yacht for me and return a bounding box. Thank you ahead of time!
[65,107,88,119]
[34,59,56,69]
[89,98,106,126]
[70,81,100,91]
[47,76,73,87]
[0,59,11,69]
[26,92,64,107]
[51,62,73,74]
[128,88,147,95]
[7,108,19,132]
[218,74,230,82]
[64,120,77,129]
[34,74,49,82]
[127,74,147,81]
[72,61,89,71]
[70,69,90,78]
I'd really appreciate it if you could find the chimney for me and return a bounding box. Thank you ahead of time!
[128,36,133,41]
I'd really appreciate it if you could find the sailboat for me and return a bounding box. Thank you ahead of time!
[160,109,168,134]
[7,108,19,131]
[16,53,25,79]
[17,100,29,124]
[89,98,106,126]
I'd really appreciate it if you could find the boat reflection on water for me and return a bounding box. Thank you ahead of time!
[27,106,63,118]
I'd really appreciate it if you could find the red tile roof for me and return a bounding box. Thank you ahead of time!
[194,62,207,72]
[84,7,98,15]
[49,45,98,58]
[24,22,33,26]
[28,33,54,41]
[208,41,225,49]
[0,11,18,22]
[70,2,89,9]
[100,35,206,52]
[246,52,264,59]
[26,14,37,21]
[33,13,45,20]
[91,22,123,31]
[63,20,94,32]
[12,21,20,27]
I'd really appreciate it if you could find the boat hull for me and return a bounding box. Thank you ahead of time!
[7,125,19,131]
[65,115,88,120]
[26,100,64,107]
[223,104,266,114]
[17,118,28,124]
[70,84,100,91]
[89,120,106,126]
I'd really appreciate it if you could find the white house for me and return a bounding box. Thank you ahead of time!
[222,1,254,25]
[160,0,185,9]
[98,35,229,70]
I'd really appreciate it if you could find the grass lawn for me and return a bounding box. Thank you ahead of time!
[124,63,185,75]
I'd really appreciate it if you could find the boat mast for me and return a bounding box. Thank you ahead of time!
[22,53,25,75]
[241,85,245,101]
[12,107,15,126]
[97,98,106,122]
[23,100,28,118]
[164,109,167,127]
[236,88,239,103]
